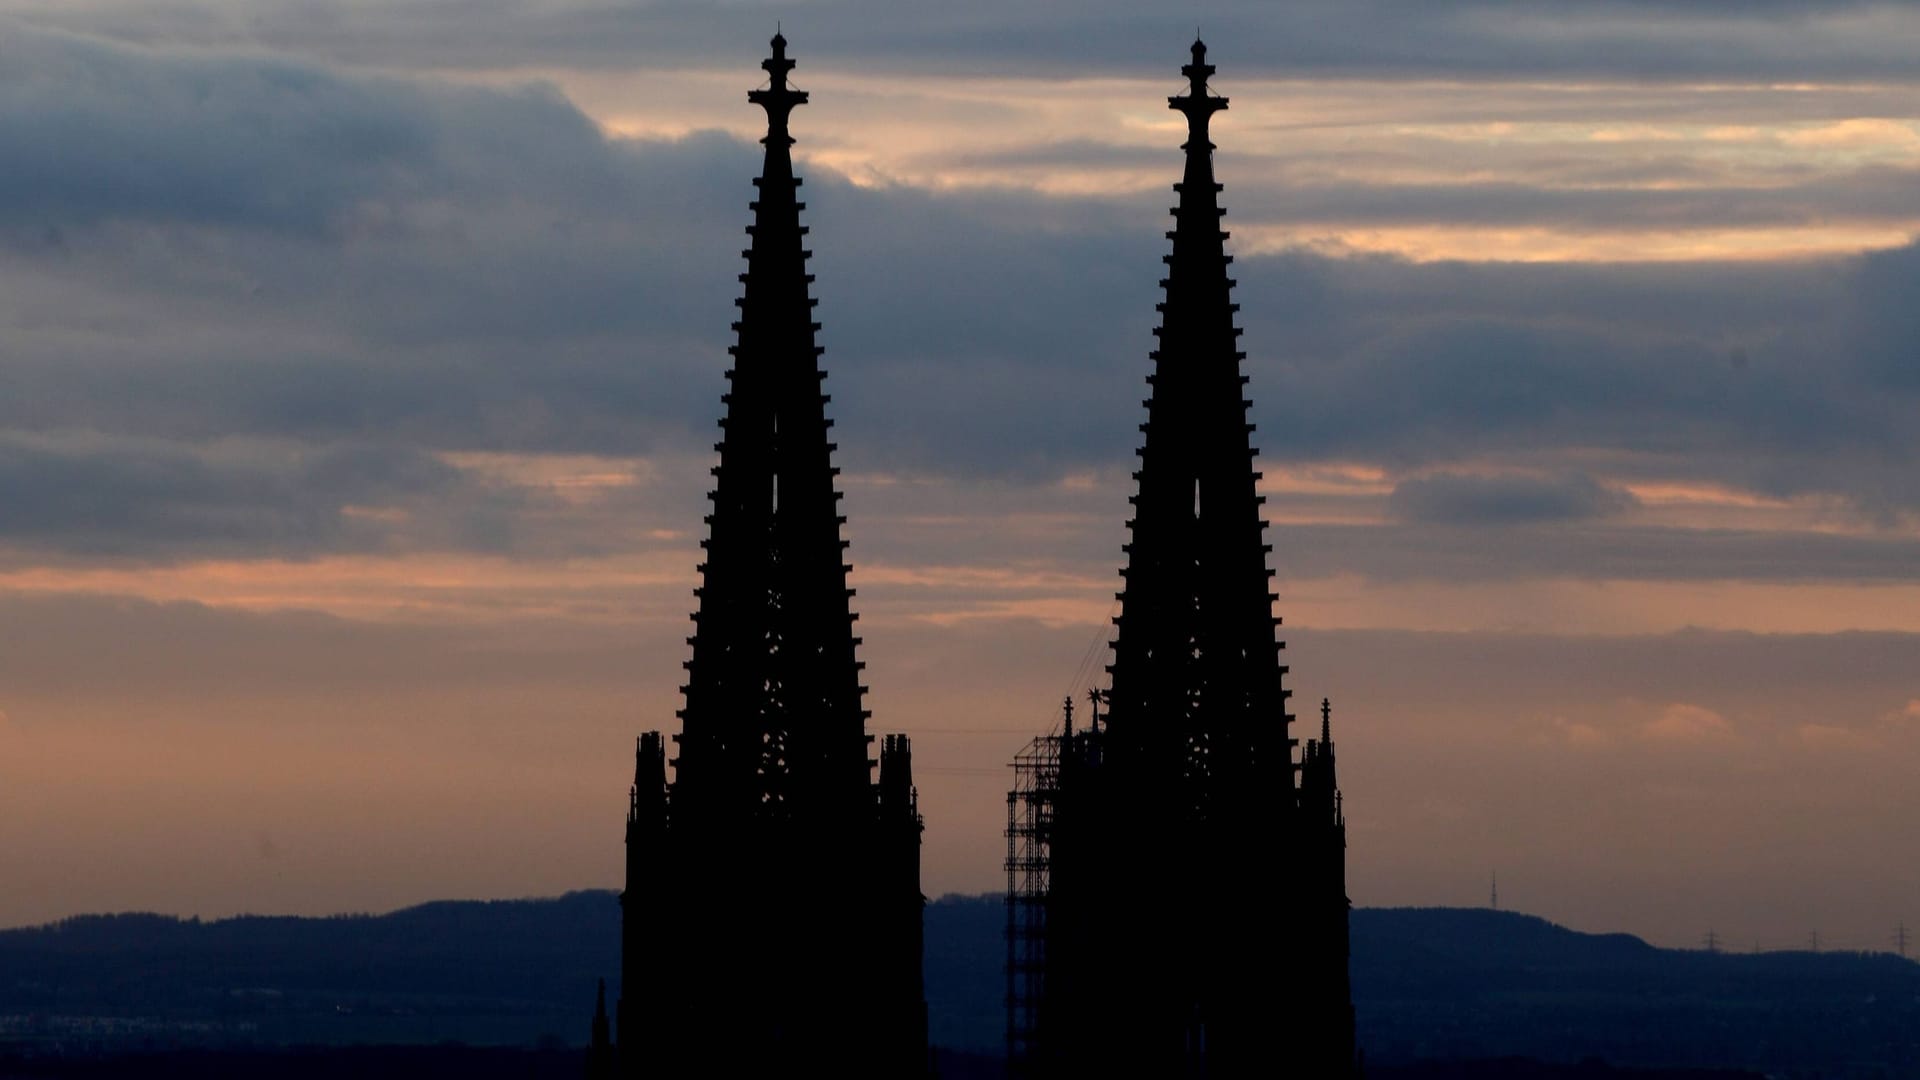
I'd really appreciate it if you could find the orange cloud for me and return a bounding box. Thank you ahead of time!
[1796,723,1875,751]
[1642,703,1735,742]
[1547,716,1612,750]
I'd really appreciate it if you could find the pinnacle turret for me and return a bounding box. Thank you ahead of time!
[628,733,664,827]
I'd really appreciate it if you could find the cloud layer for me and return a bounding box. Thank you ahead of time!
[15,2,1920,82]
[1,20,1918,574]
[1,11,1917,948]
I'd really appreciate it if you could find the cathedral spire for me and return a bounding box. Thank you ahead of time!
[673,31,869,820]
[1017,44,1351,1079]
[1105,35,1288,792]
[618,39,925,1077]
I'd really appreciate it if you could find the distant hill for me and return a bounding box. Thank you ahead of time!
[1351,906,1920,1075]
[936,896,1920,1076]
[5,893,1918,1076]
[0,892,618,1049]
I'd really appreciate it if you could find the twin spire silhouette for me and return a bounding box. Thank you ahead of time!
[600,34,1356,1080]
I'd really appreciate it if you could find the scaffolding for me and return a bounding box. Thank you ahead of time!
[1008,691,1112,1073]
[1005,724,1061,1071]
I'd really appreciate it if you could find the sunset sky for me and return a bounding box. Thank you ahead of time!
[2,1,1919,953]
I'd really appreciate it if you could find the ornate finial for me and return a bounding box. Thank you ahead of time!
[1321,697,1333,744]
[751,32,809,138]
[1170,39,1227,139]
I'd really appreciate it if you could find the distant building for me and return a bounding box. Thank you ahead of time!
[1006,42,1358,1079]
[604,35,927,1080]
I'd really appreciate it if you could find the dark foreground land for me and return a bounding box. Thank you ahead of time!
[0,1047,1769,1080]
[0,1046,583,1079]
[2,893,1916,1077]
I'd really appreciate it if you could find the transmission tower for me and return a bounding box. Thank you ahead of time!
[1896,921,1909,959]
[1702,929,1719,954]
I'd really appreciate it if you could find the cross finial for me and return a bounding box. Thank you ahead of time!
[1170,39,1227,138]
[750,33,809,140]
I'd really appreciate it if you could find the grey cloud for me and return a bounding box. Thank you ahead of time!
[0,23,761,454]
[1234,167,1920,233]
[10,1,1920,83]
[0,24,613,236]
[931,139,1170,173]
[1388,471,1637,525]
[0,19,1162,475]
[1232,251,1920,517]
[0,590,679,700]
[0,433,526,557]
[1290,625,1920,725]
[4,23,1920,575]
[1271,521,1920,585]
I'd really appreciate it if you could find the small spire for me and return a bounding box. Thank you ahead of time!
[1186,38,1213,94]
[767,30,792,87]
[1321,697,1333,746]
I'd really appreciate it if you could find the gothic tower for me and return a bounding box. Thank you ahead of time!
[1014,41,1357,1078]
[615,35,927,1078]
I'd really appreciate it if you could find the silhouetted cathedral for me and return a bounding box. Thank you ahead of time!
[606,35,927,1079]
[1006,42,1358,1078]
